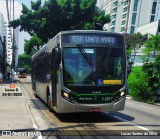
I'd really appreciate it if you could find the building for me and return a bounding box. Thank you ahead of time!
[136,20,160,35]
[0,10,6,73]
[103,0,160,34]
[0,0,20,70]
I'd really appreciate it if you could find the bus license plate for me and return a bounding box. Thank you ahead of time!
[89,108,100,112]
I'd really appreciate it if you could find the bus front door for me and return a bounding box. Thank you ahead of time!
[52,49,57,107]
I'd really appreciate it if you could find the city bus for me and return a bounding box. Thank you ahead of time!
[31,30,127,113]
[18,68,27,78]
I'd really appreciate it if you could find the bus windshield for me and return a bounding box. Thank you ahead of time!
[63,47,125,86]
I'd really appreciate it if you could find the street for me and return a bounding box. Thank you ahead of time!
[0,76,160,139]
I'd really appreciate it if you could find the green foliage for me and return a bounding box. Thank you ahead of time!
[144,34,160,56]
[128,62,160,103]
[18,53,31,73]
[24,34,43,55]
[128,34,160,104]
[127,66,148,101]
[22,65,32,73]
[10,0,111,55]
[124,33,148,59]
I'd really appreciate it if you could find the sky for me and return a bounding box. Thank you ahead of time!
[14,0,46,54]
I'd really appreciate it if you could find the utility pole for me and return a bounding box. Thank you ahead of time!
[0,35,6,78]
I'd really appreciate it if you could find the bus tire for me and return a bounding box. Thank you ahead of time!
[47,89,52,112]
[34,83,38,98]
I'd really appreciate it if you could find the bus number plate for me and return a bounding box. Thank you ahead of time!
[89,108,100,112]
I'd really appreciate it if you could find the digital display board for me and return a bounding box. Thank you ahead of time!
[62,34,123,45]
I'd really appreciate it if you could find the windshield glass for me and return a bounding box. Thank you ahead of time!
[63,47,125,86]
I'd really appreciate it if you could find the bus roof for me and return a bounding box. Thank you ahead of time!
[60,30,124,37]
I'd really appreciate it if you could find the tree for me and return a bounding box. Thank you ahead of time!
[10,0,111,55]
[18,53,31,71]
[124,33,148,66]
[24,34,43,55]
[144,34,160,56]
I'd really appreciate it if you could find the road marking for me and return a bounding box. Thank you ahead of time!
[126,96,132,100]
[139,106,153,110]
[126,102,134,105]
[113,116,151,131]
[126,102,153,110]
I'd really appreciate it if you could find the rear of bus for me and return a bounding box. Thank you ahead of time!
[18,68,27,78]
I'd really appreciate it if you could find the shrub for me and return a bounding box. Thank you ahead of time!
[127,66,149,101]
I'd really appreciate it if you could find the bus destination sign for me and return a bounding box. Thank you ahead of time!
[63,35,119,45]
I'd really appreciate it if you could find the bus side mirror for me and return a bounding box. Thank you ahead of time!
[53,47,61,64]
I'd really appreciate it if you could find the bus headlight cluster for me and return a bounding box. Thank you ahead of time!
[62,91,75,103]
[114,91,125,102]
[120,91,125,97]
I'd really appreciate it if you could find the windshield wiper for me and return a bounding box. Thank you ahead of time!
[76,44,93,72]
[101,45,113,73]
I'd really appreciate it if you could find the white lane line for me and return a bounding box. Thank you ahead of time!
[126,102,153,110]
[113,116,151,131]
[126,96,132,100]
[126,102,134,105]
[139,106,153,110]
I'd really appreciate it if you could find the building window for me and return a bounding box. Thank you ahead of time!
[123,7,127,12]
[113,8,117,13]
[152,2,157,14]
[113,1,118,6]
[133,0,139,11]
[121,20,125,25]
[121,27,125,32]
[110,27,115,32]
[112,15,116,19]
[150,15,155,22]
[122,14,127,19]
[124,0,128,6]
[111,21,116,25]
[131,13,137,25]
[130,26,135,34]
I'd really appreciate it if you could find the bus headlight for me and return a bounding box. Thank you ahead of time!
[62,91,76,103]
[120,91,125,97]
[63,92,69,98]
[114,91,125,102]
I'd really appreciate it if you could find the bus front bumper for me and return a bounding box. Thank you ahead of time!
[57,97,126,113]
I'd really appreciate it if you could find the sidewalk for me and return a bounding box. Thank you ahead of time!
[0,78,39,138]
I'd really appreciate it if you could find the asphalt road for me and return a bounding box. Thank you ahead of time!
[17,76,160,139]
[108,99,160,131]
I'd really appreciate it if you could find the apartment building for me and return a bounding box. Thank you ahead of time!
[0,11,5,72]
[103,0,160,34]
[0,0,19,68]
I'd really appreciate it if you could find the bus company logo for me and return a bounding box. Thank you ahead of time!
[10,84,15,88]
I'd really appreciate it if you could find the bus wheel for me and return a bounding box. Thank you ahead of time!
[34,83,38,98]
[47,91,52,112]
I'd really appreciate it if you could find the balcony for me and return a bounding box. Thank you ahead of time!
[112,4,118,10]
[113,0,118,3]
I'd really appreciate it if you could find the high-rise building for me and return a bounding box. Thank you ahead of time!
[103,0,160,34]
[0,0,20,69]
[0,11,6,72]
